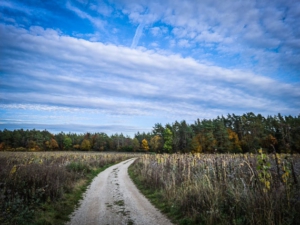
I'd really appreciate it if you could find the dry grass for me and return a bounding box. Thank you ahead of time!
[0,152,136,225]
[131,153,300,225]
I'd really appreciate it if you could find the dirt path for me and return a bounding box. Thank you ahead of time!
[66,158,173,225]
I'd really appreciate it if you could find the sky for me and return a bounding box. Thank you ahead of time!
[0,0,300,136]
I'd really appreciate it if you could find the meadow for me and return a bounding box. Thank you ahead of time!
[129,152,300,225]
[2,151,299,225]
[0,151,135,225]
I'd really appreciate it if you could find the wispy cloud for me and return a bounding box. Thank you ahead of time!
[131,22,145,48]
[1,24,299,119]
[119,0,300,78]
[1,0,299,134]
[0,122,146,135]
[0,0,31,15]
[66,1,104,29]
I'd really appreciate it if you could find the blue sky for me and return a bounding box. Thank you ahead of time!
[0,0,299,136]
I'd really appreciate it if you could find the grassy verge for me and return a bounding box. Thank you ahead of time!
[33,164,113,225]
[128,154,300,225]
[128,162,189,225]
[0,152,135,225]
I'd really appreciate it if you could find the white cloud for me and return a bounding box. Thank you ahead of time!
[0,0,31,14]
[115,0,299,77]
[150,42,159,47]
[169,39,176,47]
[196,31,228,43]
[1,0,299,135]
[89,2,113,16]
[66,1,105,29]
[178,39,191,48]
[1,23,299,123]
[131,22,145,48]
[150,27,160,36]
[150,26,169,38]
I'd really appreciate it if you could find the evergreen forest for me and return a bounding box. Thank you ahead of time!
[1,112,300,154]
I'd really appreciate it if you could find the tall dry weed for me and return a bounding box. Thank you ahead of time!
[131,153,300,225]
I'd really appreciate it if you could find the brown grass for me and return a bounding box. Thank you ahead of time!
[130,153,300,225]
[0,152,136,225]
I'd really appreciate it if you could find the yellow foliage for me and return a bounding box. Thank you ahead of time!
[150,135,162,152]
[141,139,149,151]
[50,138,59,149]
[73,144,80,149]
[227,129,242,152]
[10,165,17,175]
[191,134,202,153]
[265,181,270,190]
[263,134,278,148]
[80,139,91,151]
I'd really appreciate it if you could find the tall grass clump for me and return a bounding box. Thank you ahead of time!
[0,152,135,225]
[130,153,300,225]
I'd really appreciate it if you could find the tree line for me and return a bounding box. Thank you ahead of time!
[0,112,299,153]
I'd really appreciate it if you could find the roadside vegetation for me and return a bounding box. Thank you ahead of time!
[129,153,300,225]
[0,152,135,225]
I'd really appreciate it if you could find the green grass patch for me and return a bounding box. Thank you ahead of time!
[114,200,125,207]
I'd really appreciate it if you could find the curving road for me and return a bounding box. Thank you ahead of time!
[66,158,173,225]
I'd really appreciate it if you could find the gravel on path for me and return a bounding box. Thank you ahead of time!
[66,158,173,225]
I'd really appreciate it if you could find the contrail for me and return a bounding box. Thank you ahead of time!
[131,22,145,48]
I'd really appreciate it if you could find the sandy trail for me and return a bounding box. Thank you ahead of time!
[66,158,173,225]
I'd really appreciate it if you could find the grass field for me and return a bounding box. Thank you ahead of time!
[2,151,299,225]
[0,151,136,225]
[129,153,300,225]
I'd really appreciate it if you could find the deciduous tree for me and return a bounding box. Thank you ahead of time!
[80,139,91,151]
[150,135,163,152]
[141,139,149,151]
[190,134,202,153]
[227,128,242,153]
